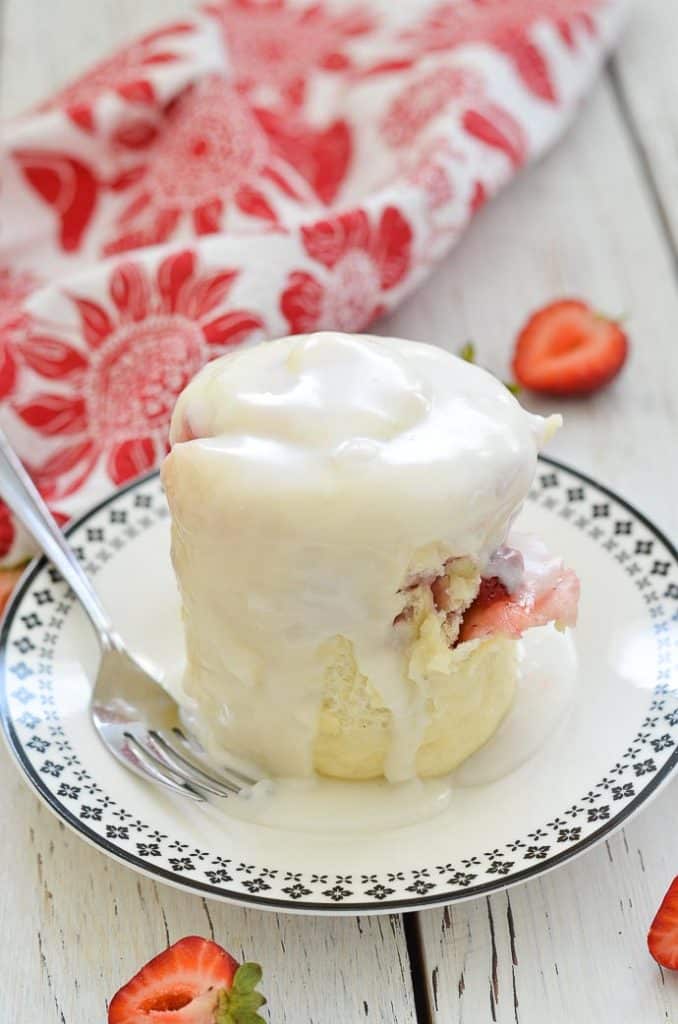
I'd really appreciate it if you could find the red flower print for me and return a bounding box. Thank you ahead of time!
[0,502,15,560]
[13,150,100,252]
[0,268,39,399]
[39,22,195,134]
[380,66,527,169]
[408,141,457,212]
[462,106,527,168]
[398,0,603,103]
[254,108,352,205]
[0,341,15,402]
[103,76,307,255]
[15,250,265,494]
[206,0,372,109]
[281,207,412,334]
[381,67,485,148]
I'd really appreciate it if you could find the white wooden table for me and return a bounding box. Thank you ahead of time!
[1,2,677,1021]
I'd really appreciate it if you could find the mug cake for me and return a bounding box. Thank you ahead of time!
[161,332,579,782]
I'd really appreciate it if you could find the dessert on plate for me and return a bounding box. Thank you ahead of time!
[161,332,579,782]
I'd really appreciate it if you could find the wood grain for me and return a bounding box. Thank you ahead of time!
[417,783,678,1023]
[611,0,678,263]
[0,0,189,117]
[378,17,678,1023]
[0,756,417,1022]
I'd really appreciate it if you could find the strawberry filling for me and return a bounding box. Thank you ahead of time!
[459,565,579,643]
[393,536,579,651]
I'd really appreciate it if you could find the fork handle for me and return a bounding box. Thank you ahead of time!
[0,426,115,642]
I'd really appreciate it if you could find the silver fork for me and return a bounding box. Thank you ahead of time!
[0,428,255,802]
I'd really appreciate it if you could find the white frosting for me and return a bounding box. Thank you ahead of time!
[162,332,560,780]
[206,625,578,833]
[485,545,525,593]
[510,531,567,597]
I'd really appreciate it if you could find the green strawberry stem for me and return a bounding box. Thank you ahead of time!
[215,963,266,1024]
[459,341,476,363]
[458,341,521,396]
[594,309,629,324]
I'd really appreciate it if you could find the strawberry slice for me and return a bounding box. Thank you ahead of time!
[108,936,265,1024]
[648,877,678,970]
[512,299,628,395]
[459,566,579,644]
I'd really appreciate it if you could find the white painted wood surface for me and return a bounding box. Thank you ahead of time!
[1,771,417,1022]
[380,2,678,1019]
[1,1,677,1021]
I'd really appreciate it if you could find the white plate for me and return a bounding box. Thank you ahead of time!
[1,458,677,914]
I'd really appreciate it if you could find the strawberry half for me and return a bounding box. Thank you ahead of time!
[512,299,628,395]
[108,936,266,1024]
[648,877,678,970]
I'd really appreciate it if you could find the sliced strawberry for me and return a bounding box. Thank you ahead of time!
[470,576,509,609]
[649,877,678,969]
[108,936,265,1024]
[459,569,579,643]
[512,299,628,395]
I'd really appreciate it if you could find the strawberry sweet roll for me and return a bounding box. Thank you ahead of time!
[162,332,579,781]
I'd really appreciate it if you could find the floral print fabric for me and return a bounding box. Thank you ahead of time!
[0,0,626,565]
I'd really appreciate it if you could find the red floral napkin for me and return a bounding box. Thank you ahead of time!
[0,0,627,569]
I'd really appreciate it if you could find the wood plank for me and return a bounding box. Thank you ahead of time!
[0,0,189,117]
[417,792,678,1024]
[0,753,417,1022]
[610,0,678,263]
[380,61,678,1024]
[379,78,678,541]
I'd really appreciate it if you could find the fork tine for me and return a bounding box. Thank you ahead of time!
[171,726,258,786]
[148,730,241,797]
[124,732,206,802]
